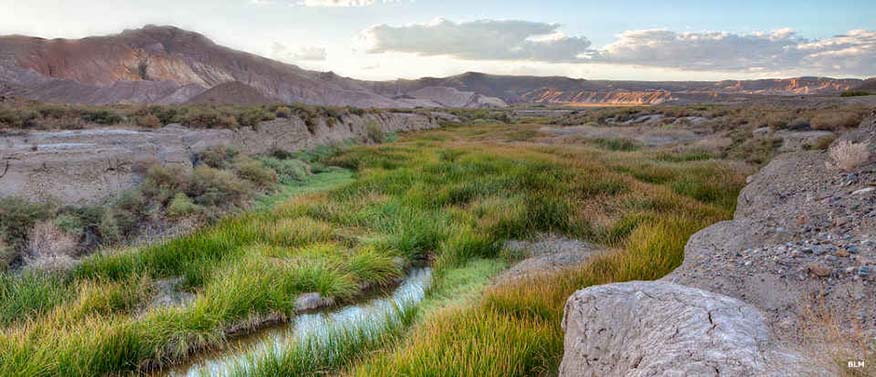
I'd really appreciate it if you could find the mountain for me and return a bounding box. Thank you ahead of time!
[0,26,865,107]
[0,25,404,107]
[853,78,876,92]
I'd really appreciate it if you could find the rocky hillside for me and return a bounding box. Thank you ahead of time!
[0,26,865,107]
[560,118,876,376]
[854,78,876,92]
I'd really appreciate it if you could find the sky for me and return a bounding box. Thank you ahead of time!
[1,0,874,81]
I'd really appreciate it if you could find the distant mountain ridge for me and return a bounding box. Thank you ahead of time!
[0,25,868,107]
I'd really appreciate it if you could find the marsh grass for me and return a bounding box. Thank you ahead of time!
[0,123,746,376]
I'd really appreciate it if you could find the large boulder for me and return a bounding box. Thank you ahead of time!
[559,281,830,377]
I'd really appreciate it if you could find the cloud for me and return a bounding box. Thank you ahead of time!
[593,29,806,71]
[593,28,876,76]
[271,42,327,61]
[798,29,876,76]
[363,19,592,63]
[361,19,876,76]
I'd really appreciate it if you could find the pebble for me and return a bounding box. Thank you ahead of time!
[859,266,876,278]
[852,187,875,195]
[836,248,850,257]
[807,262,832,278]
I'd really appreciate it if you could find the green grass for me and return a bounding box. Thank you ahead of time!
[255,168,355,211]
[0,272,72,326]
[0,123,747,376]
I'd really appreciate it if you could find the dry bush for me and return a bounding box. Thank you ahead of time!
[135,113,162,129]
[0,238,14,270]
[26,220,79,271]
[800,294,875,376]
[829,141,871,171]
[811,111,863,131]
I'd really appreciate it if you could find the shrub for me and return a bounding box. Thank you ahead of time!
[196,146,239,169]
[841,90,873,97]
[238,108,276,129]
[26,221,78,271]
[0,197,54,251]
[54,213,84,238]
[97,210,123,244]
[829,140,871,172]
[80,109,124,125]
[181,108,237,129]
[187,166,253,207]
[259,157,311,183]
[166,193,200,218]
[0,239,14,270]
[232,156,278,188]
[135,113,162,129]
[274,106,293,118]
[811,111,862,131]
[366,121,386,143]
[141,165,190,205]
[147,106,183,124]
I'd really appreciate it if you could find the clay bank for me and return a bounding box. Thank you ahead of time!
[0,111,441,205]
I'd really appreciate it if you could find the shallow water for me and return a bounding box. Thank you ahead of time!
[162,267,432,376]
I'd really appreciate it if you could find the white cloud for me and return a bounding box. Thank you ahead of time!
[798,29,876,76]
[362,20,876,76]
[271,42,327,61]
[363,19,592,62]
[594,29,806,71]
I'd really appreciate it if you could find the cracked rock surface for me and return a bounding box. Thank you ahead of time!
[559,281,831,377]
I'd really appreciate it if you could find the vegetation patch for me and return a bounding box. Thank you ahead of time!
[0,122,747,376]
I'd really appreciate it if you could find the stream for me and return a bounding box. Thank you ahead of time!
[161,267,432,376]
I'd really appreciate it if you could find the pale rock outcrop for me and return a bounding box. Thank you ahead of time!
[559,281,829,377]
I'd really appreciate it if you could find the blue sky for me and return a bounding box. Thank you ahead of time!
[1,0,874,80]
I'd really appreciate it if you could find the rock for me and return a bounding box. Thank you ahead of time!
[853,187,875,195]
[807,262,832,278]
[294,292,334,312]
[498,234,600,283]
[149,277,195,309]
[859,266,876,279]
[559,281,830,377]
[753,127,771,137]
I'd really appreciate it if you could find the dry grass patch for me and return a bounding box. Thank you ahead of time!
[829,140,871,171]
